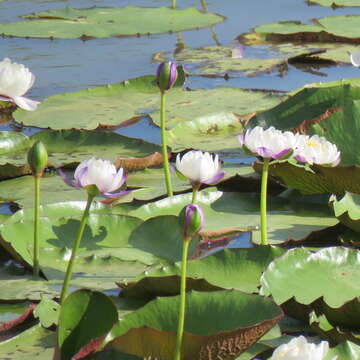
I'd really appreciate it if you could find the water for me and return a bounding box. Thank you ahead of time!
[2,0,360,103]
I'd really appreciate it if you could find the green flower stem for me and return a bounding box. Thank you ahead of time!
[160,91,173,197]
[260,158,270,246]
[60,194,95,304]
[174,236,191,360]
[191,185,199,204]
[172,0,176,9]
[33,175,41,278]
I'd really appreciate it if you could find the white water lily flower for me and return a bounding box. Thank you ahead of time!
[0,58,40,111]
[238,126,298,160]
[59,158,130,198]
[350,50,360,67]
[175,150,224,185]
[271,336,336,360]
[294,134,340,166]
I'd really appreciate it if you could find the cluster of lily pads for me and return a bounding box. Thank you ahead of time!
[0,51,360,360]
[1,2,360,359]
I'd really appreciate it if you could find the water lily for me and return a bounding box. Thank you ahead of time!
[176,150,225,203]
[271,336,334,360]
[350,50,360,67]
[176,150,224,186]
[294,134,341,166]
[59,157,130,197]
[238,126,298,160]
[58,157,130,303]
[0,58,40,111]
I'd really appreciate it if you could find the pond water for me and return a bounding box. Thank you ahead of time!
[2,0,360,104]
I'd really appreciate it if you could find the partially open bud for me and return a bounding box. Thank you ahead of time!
[156,62,178,92]
[27,141,48,176]
[179,203,205,239]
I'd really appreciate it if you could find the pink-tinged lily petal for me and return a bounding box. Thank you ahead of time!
[12,96,40,111]
[256,147,275,159]
[272,148,293,159]
[0,95,11,102]
[77,166,90,188]
[58,168,81,188]
[295,154,307,163]
[202,171,225,185]
[237,134,245,147]
[102,189,133,198]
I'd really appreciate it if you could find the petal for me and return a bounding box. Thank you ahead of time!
[12,96,40,111]
[203,171,225,185]
[58,168,79,188]
[102,189,133,198]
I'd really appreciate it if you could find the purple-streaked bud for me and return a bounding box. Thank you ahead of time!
[182,204,205,239]
[156,62,178,92]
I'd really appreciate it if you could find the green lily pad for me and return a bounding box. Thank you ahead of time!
[104,290,283,359]
[33,297,60,328]
[129,189,337,245]
[310,311,360,346]
[309,0,360,6]
[57,289,118,360]
[261,247,360,328]
[14,74,283,153]
[0,6,224,39]
[118,246,285,299]
[0,129,162,179]
[330,192,360,231]
[0,201,169,292]
[257,161,360,195]
[0,324,55,360]
[326,341,360,359]
[175,46,288,77]
[241,15,360,44]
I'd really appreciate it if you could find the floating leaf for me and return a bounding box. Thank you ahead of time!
[104,290,283,360]
[118,246,285,299]
[56,289,118,360]
[261,247,360,329]
[241,16,360,44]
[129,189,337,245]
[330,192,360,231]
[14,74,283,153]
[309,0,360,6]
[0,324,55,359]
[0,6,224,39]
[176,46,288,77]
[33,297,60,328]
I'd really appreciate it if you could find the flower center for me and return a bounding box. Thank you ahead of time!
[306,140,318,147]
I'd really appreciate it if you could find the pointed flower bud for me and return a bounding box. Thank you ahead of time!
[180,203,205,239]
[156,62,178,92]
[27,141,48,176]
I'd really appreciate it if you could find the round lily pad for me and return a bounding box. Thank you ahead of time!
[0,6,225,39]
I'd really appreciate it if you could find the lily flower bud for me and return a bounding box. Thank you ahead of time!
[156,62,178,92]
[179,203,205,239]
[27,141,48,177]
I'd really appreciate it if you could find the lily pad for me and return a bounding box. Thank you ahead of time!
[256,161,360,195]
[33,297,60,328]
[14,74,284,153]
[104,290,283,359]
[261,247,360,328]
[0,201,170,292]
[56,289,118,360]
[241,15,360,44]
[0,324,55,360]
[330,192,360,231]
[176,46,288,77]
[128,189,337,245]
[0,6,224,39]
[309,0,360,6]
[0,129,162,179]
[118,246,285,299]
